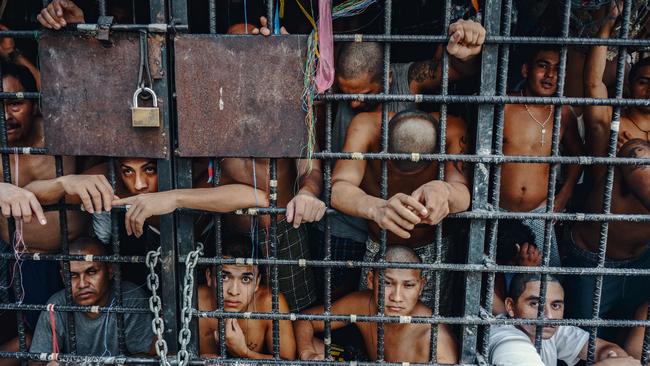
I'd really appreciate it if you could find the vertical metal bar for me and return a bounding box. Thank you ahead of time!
[0,63,27,355]
[98,0,106,17]
[269,158,280,359]
[211,160,226,357]
[376,0,392,362]
[533,0,571,352]
[323,100,333,359]
[430,0,452,361]
[209,0,217,34]
[266,0,275,33]
[171,0,189,27]
[481,0,512,357]
[586,1,632,363]
[55,156,77,353]
[175,158,198,357]
[642,303,650,365]
[149,0,179,354]
[461,0,501,362]
[108,159,126,353]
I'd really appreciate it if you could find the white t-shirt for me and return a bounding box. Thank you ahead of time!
[488,323,589,366]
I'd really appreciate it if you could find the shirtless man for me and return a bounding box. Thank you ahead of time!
[313,19,485,299]
[563,2,650,320]
[331,109,469,309]
[294,245,458,363]
[564,139,650,320]
[0,62,117,327]
[197,237,295,359]
[500,46,583,266]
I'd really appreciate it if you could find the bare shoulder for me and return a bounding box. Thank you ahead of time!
[197,284,214,312]
[349,111,382,132]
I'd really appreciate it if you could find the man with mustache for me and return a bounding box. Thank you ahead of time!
[28,237,154,362]
[499,46,583,266]
[488,273,638,366]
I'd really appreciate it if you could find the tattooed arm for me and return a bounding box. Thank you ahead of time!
[618,139,650,211]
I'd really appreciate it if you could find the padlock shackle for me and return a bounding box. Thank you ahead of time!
[133,87,158,107]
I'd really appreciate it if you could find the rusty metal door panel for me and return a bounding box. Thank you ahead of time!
[174,35,308,158]
[39,32,168,158]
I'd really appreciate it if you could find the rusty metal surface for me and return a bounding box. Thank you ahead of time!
[39,32,168,158]
[174,35,308,158]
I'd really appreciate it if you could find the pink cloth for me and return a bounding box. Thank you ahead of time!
[315,0,334,93]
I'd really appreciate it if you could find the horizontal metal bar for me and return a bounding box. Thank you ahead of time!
[191,257,650,276]
[0,147,48,154]
[177,206,650,222]
[0,253,145,262]
[0,92,40,99]
[0,303,150,313]
[0,352,156,364]
[309,152,649,166]
[317,93,650,107]
[334,34,650,47]
[74,23,188,32]
[192,311,650,328]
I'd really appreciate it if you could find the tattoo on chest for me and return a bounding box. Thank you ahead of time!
[247,341,257,351]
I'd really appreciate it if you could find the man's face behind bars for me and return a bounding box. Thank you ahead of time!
[336,72,383,112]
[506,280,565,341]
[119,158,158,195]
[68,260,113,309]
[367,268,425,316]
[522,50,560,97]
[3,75,37,146]
[629,65,650,110]
[219,264,261,313]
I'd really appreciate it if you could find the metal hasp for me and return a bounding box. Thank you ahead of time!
[174,35,308,158]
[39,32,168,158]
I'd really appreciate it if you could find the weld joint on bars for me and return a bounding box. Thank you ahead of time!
[332,34,650,47]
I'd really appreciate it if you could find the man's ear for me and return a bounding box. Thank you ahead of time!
[521,63,529,79]
[366,271,375,290]
[418,274,427,296]
[388,70,393,87]
[504,297,516,318]
[205,268,212,288]
[107,263,114,280]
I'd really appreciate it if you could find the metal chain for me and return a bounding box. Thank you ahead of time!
[146,247,171,366]
[145,243,204,366]
[177,242,203,366]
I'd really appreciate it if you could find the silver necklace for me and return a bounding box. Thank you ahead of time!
[521,90,553,145]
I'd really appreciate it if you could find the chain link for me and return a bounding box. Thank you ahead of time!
[145,243,204,366]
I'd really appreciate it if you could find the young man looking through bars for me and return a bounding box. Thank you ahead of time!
[197,237,296,360]
[293,244,458,363]
[488,273,639,366]
[28,237,154,362]
[312,19,486,299]
[331,109,470,311]
[499,46,584,266]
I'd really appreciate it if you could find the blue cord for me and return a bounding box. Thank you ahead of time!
[274,0,281,35]
[243,0,249,34]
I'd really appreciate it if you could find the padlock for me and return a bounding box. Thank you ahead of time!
[131,87,160,127]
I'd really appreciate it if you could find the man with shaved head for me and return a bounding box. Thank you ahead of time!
[331,109,470,310]
[294,245,458,363]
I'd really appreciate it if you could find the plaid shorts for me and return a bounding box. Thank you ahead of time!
[358,237,456,315]
[253,219,316,312]
[309,228,366,294]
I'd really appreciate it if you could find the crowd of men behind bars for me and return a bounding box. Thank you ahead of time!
[0,0,649,365]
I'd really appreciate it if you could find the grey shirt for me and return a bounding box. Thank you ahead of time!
[30,281,153,356]
[319,62,417,242]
